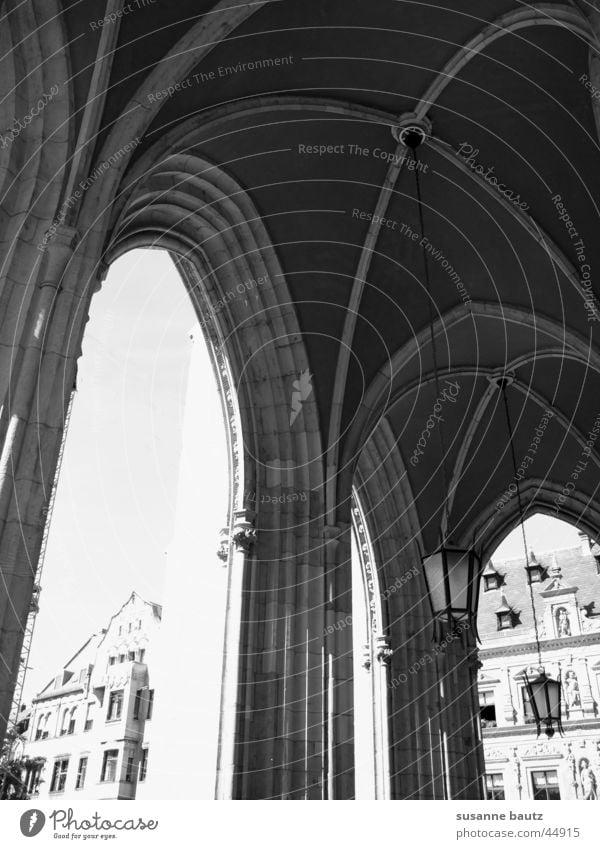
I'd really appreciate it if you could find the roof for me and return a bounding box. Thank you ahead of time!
[478,545,600,645]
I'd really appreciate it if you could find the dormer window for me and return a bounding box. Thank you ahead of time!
[482,560,504,591]
[525,551,545,584]
[495,595,518,630]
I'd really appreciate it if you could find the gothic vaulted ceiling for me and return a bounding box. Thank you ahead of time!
[54,0,600,552]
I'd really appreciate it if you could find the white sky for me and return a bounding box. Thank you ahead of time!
[23,249,197,702]
[22,249,582,706]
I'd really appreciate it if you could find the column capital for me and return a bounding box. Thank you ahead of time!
[216,510,257,562]
[374,634,393,664]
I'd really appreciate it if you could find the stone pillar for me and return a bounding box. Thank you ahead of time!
[0,232,79,741]
[441,624,485,799]
[215,508,256,799]
[372,634,392,799]
[323,520,355,799]
[386,553,447,800]
[224,491,354,799]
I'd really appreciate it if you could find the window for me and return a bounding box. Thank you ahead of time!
[119,653,125,663]
[75,757,88,790]
[137,619,142,630]
[60,707,69,736]
[496,611,513,630]
[128,622,132,633]
[526,564,544,584]
[35,714,44,741]
[485,773,505,800]
[84,702,94,732]
[118,626,122,636]
[522,687,536,724]
[138,648,146,663]
[68,708,77,735]
[133,689,143,720]
[107,690,123,721]
[101,749,119,783]
[479,691,497,728]
[125,755,135,782]
[146,689,154,720]
[128,650,135,661]
[50,758,69,793]
[531,770,560,800]
[139,748,148,782]
[484,574,501,591]
[108,656,116,666]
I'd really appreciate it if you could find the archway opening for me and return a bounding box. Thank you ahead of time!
[15,249,230,800]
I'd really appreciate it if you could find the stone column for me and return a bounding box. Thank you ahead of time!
[215,509,256,799]
[0,231,79,741]
[224,490,354,799]
[372,635,392,799]
[440,623,485,799]
[323,520,355,799]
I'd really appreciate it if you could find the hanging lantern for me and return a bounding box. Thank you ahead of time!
[523,669,564,738]
[422,547,481,633]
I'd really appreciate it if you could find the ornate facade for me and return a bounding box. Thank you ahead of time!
[480,535,600,800]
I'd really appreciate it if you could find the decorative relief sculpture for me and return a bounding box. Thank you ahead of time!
[579,758,598,800]
[565,670,581,709]
[556,607,571,637]
[521,740,563,759]
[232,526,257,552]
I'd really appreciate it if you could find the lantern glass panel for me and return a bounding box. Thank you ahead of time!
[544,677,561,718]
[529,674,561,721]
[422,552,448,616]
[446,550,471,614]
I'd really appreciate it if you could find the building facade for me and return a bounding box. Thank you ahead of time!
[22,593,160,800]
[479,534,600,801]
